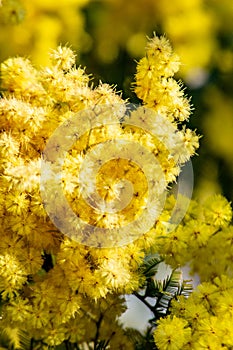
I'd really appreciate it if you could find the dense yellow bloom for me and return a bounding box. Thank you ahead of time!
[0,36,198,347]
[0,0,225,84]
[1,32,232,349]
[0,254,27,299]
[203,194,232,227]
[135,34,193,125]
[162,276,233,349]
[154,315,191,350]
[80,0,217,80]
[156,194,233,282]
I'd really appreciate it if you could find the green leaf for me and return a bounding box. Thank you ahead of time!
[140,255,164,279]
[154,269,193,316]
[95,339,110,349]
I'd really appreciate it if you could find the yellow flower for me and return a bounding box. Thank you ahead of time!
[183,297,209,327]
[197,316,225,347]
[49,45,76,71]
[193,282,219,309]
[43,323,66,346]
[0,36,201,347]
[5,190,29,216]
[182,220,215,247]
[5,298,33,323]
[0,131,20,158]
[1,56,45,99]
[215,291,233,317]
[154,315,191,350]
[0,253,27,299]
[203,194,232,227]
[134,33,196,131]
[19,247,43,274]
[9,214,38,236]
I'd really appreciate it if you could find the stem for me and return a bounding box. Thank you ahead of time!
[65,340,70,350]
[30,338,34,350]
[93,313,104,350]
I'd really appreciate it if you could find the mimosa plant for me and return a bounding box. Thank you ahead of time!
[0,31,232,350]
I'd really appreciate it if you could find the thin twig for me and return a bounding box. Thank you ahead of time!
[93,313,104,350]
[133,291,155,314]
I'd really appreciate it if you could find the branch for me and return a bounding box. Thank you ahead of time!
[93,313,104,350]
[133,291,155,314]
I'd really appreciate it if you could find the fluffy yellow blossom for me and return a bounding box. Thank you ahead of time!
[156,193,233,285]
[49,45,76,71]
[0,35,217,349]
[0,253,27,299]
[80,0,217,80]
[161,276,233,349]
[135,34,194,125]
[154,315,191,350]
[203,194,232,227]
[5,298,33,323]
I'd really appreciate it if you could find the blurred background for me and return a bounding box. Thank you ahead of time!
[0,0,232,201]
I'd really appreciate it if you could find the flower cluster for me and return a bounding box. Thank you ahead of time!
[135,35,192,122]
[82,0,216,78]
[153,194,233,349]
[0,21,233,349]
[1,0,230,81]
[154,275,233,349]
[0,35,198,348]
[156,194,232,280]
